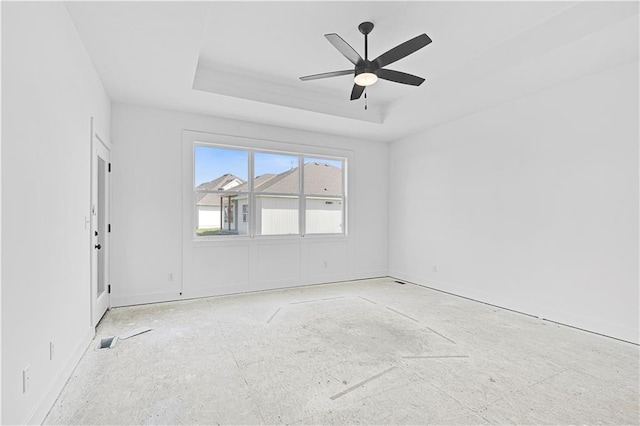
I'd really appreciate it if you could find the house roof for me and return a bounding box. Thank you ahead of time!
[196,162,343,207]
[196,173,245,191]
[254,162,342,196]
[303,162,343,196]
[196,173,245,207]
[196,192,230,207]
[231,173,277,192]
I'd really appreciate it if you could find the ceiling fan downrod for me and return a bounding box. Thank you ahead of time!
[358,21,374,61]
[359,21,375,110]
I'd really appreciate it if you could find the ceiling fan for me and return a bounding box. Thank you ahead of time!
[300,22,432,101]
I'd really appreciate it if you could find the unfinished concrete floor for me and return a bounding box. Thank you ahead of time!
[45,278,639,425]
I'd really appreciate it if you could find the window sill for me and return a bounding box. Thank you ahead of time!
[191,233,347,245]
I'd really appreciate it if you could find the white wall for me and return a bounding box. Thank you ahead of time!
[110,103,388,306]
[1,3,111,424]
[389,60,639,344]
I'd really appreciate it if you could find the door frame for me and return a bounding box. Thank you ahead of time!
[90,119,111,327]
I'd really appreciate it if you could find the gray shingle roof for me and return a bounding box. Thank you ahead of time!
[196,162,342,207]
[231,173,277,192]
[196,173,244,207]
[303,162,343,196]
[196,192,228,207]
[254,162,342,196]
[195,173,244,191]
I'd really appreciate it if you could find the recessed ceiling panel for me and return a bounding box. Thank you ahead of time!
[64,1,638,142]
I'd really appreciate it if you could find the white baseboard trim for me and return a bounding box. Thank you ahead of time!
[350,270,388,281]
[110,291,180,307]
[389,271,639,345]
[108,273,389,309]
[26,327,95,425]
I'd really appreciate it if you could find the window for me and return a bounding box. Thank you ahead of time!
[193,144,346,237]
[242,204,248,223]
[254,152,300,235]
[304,157,344,234]
[194,145,249,236]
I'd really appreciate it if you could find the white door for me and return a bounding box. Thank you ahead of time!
[91,133,110,326]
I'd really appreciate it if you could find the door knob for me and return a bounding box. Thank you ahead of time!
[95,244,102,250]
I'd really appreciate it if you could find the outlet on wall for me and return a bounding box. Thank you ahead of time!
[168,272,174,281]
[49,340,56,361]
[22,366,31,393]
[433,265,438,273]
[323,261,328,268]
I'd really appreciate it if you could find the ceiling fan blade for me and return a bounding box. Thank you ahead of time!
[373,34,432,68]
[325,33,363,66]
[350,84,365,101]
[377,69,425,86]
[300,70,353,81]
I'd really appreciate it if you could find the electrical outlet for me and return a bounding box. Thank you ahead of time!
[22,366,31,393]
[49,340,56,361]
[433,265,438,273]
[323,261,328,268]
[168,273,174,281]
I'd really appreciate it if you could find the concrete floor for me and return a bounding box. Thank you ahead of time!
[45,278,639,425]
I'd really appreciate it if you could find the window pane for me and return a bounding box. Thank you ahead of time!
[194,145,249,237]
[255,195,299,235]
[304,157,344,234]
[303,157,343,196]
[195,192,250,236]
[254,152,299,194]
[194,145,247,190]
[305,197,343,234]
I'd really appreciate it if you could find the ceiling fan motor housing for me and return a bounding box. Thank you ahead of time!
[355,60,378,77]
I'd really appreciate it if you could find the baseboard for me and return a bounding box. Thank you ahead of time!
[110,273,389,308]
[26,327,95,425]
[110,291,180,307]
[388,271,639,345]
[350,270,388,281]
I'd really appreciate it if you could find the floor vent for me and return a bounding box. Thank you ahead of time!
[97,336,117,350]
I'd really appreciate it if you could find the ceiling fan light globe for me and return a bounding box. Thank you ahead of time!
[354,72,378,87]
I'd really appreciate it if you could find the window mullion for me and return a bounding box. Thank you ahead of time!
[249,150,254,238]
[342,158,347,235]
[299,155,305,237]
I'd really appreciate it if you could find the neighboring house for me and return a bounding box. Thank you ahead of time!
[195,173,244,230]
[303,165,344,235]
[197,162,343,235]
[228,173,277,235]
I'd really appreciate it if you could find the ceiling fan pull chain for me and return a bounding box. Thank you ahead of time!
[364,89,368,110]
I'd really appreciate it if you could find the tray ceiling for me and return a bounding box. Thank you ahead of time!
[65,1,639,142]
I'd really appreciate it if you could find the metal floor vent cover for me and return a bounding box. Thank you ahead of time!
[97,336,117,350]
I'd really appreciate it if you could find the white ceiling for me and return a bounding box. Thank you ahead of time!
[65,1,639,142]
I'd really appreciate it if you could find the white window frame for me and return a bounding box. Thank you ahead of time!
[185,131,348,241]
